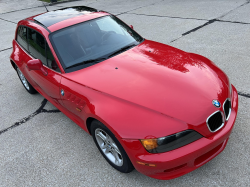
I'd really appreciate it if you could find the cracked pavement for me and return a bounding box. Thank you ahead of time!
[0,0,250,186]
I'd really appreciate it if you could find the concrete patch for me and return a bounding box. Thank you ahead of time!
[171,21,250,94]
[129,0,246,20]
[58,0,163,15]
[0,49,44,130]
[118,13,207,44]
[0,6,60,24]
[0,20,16,51]
[221,3,250,24]
[0,0,44,14]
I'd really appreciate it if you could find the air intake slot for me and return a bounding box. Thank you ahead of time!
[207,111,224,132]
[223,99,231,121]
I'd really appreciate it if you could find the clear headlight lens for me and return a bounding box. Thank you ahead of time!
[140,130,203,153]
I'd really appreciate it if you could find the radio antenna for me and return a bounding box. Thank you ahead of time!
[42,2,49,12]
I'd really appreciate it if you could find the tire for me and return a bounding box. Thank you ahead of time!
[16,67,37,94]
[91,120,134,173]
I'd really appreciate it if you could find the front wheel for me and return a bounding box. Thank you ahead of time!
[91,120,134,173]
[16,67,37,94]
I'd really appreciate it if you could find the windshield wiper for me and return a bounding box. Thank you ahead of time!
[108,44,137,58]
[65,44,136,69]
[66,57,107,69]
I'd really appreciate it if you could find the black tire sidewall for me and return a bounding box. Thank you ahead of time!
[16,68,37,94]
[91,120,134,173]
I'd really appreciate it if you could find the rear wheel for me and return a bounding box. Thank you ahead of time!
[91,120,134,173]
[16,67,37,94]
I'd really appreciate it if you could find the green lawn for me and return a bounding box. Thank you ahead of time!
[39,0,64,3]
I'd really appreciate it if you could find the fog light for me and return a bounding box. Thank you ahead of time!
[164,163,187,173]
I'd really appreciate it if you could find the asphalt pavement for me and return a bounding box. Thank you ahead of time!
[0,0,249,186]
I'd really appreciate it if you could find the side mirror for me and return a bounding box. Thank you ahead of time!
[27,59,42,71]
[130,25,134,30]
[27,59,47,76]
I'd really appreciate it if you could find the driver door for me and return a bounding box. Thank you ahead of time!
[26,27,62,106]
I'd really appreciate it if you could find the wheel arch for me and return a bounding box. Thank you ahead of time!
[86,117,96,135]
[85,115,122,140]
[10,59,17,70]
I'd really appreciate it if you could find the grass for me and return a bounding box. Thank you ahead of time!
[39,0,64,3]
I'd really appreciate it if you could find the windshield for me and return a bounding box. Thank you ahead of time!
[50,15,143,72]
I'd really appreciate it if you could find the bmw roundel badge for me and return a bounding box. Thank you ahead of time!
[61,89,64,96]
[212,100,221,108]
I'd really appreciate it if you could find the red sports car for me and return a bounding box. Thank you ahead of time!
[10,6,238,180]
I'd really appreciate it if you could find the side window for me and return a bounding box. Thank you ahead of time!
[46,43,60,72]
[27,28,47,65]
[17,26,28,51]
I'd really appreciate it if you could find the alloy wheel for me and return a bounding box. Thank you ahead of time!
[17,68,30,90]
[95,128,123,166]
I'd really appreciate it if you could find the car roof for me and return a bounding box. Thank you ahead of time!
[24,6,110,32]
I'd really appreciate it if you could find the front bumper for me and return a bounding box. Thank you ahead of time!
[120,85,238,180]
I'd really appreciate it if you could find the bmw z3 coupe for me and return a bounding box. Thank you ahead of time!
[10,6,238,180]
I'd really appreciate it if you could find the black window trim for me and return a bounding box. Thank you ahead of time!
[16,25,29,53]
[27,27,48,66]
[16,25,61,73]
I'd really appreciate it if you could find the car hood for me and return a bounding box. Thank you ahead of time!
[65,40,229,127]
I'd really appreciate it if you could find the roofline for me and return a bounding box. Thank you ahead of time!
[48,12,110,33]
[22,6,111,33]
[26,19,51,33]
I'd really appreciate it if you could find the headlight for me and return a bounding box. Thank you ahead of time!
[140,130,203,153]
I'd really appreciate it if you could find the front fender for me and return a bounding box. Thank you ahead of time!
[61,76,188,139]
[82,86,188,139]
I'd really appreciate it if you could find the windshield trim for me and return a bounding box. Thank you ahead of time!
[49,15,144,73]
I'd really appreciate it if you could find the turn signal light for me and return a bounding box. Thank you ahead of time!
[76,107,82,112]
[140,139,158,150]
[136,161,156,167]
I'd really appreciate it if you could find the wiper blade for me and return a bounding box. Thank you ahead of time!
[65,44,136,69]
[66,57,107,69]
[108,44,136,58]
